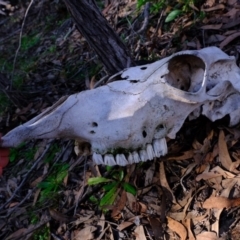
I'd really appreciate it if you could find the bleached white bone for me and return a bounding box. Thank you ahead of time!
[1,47,240,166]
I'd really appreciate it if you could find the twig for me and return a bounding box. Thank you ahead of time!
[93,75,109,88]
[126,2,150,41]
[73,156,88,215]
[6,189,32,217]
[11,0,35,89]
[11,213,51,240]
[0,141,53,211]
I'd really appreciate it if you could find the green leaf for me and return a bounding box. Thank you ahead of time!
[165,9,182,23]
[88,177,113,185]
[112,169,124,181]
[106,165,113,172]
[89,195,98,204]
[102,181,118,191]
[122,182,137,196]
[37,181,52,189]
[118,169,124,181]
[100,184,118,207]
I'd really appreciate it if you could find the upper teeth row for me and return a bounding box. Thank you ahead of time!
[92,138,167,166]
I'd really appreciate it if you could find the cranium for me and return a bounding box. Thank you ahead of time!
[1,47,240,166]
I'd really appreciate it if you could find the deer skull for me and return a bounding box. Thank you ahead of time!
[1,47,240,166]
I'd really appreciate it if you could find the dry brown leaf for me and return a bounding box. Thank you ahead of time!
[207,34,226,44]
[167,150,194,161]
[159,161,176,203]
[117,216,142,231]
[204,0,215,7]
[196,231,217,240]
[108,223,114,240]
[149,217,164,240]
[222,19,240,29]
[117,221,134,231]
[134,225,147,240]
[32,188,41,206]
[183,219,195,240]
[201,24,222,30]
[97,214,105,233]
[203,196,240,209]
[180,163,197,191]
[49,209,72,222]
[167,216,187,240]
[211,208,222,237]
[221,178,238,197]
[111,190,127,219]
[202,4,225,11]
[196,171,222,181]
[196,165,235,181]
[73,226,97,240]
[30,176,44,187]
[5,228,27,240]
[144,163,155,186]
[220,32,240,49]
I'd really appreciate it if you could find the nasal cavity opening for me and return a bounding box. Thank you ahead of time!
[165,54,205,93]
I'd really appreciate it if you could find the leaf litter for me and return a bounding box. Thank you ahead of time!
[1,0,240,239]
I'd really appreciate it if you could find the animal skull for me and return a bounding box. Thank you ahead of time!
[1,47,240,166]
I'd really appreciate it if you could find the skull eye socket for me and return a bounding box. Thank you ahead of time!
[142,130,147,138]
[165,54,205,92]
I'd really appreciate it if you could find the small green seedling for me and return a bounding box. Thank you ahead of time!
[10,142,37,162]
[88,167,136,210]
[37,163,69,202]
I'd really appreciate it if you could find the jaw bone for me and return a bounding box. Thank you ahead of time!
[1,47,240,166]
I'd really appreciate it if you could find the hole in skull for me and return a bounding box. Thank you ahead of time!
[92,122,98,127]
[157,124,164,129]
[165,54,205,92]
[90,130,96,134]
[140,67,147,70]
[106,73,129,84]
[142,130,147,138]
[163,105,169,111]
[130,80,139,83]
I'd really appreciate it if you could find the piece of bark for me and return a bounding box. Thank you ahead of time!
[64,0,135,74]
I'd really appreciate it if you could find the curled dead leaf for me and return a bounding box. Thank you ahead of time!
[203,196,240,209]
[167,216,187,240]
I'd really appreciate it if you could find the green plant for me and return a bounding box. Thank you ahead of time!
[21,35,40,51]
[88,167,136,210]
[44,144,61,163]
[32,225,50,240]
[165,0,204,22]
[0,93,10,115]
[10,142,37,162]
[137,0,203,22]
[137,0,167,14]
[37,163,69,202]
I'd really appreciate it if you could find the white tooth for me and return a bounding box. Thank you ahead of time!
[160,138,168,155]
[139,149,148,162]
[92,152,104,164]
[153,138,168,157]
[132,151,140,163]
[116,154,128,166]
[104,154,116,166]
[127,152,134,164]
[146,144,155,160]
